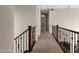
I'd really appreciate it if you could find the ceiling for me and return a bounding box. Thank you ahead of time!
[38,5,79,9]
[39,5,79,14]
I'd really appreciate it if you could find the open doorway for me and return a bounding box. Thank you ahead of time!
[41,9,49,33]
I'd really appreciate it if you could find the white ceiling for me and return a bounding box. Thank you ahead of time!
[38,5,79,9]
[39,5,79,14]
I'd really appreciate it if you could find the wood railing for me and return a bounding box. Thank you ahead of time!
[52,25,58,42]
[52,25,79,53]
[14,26,36,53]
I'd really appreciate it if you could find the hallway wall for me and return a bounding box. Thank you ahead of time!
[0,5,41,52]
[0,6,14,52]
[36,7,41,41]
[49,9,79,32]
[49,9,79,51]
[14,5,36,38]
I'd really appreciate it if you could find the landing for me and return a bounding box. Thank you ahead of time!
[32,32,63,53]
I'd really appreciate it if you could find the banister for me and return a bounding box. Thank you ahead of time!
[59,26,79,34]
[57,25,79,53]
[14,29,29,40]
[14,26,36,40]
[14,26,36,53]
[52,25,79,53]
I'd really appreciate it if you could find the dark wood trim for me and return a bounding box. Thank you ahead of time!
[52,33,58,42]
[28,26,32,52]
[56,25,59,42]
[52,25,72,53]
[31,41,36,51]
[14,26,36,53]
[15,40,17,53]
[52,25,68,53]
[52,33,65,53]
[23,34,24,52]
[28,26,36,52]
[59,26,79,34]
[18,38,19,52]
[14,29,29,40]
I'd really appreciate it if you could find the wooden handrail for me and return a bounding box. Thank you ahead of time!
[59,26,79,34]
[14,26,36,53]
[14,26,36,40]
[52,25,79,53]
[14,29,29,40]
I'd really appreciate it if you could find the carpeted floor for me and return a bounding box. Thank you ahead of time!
[32,32,63,53]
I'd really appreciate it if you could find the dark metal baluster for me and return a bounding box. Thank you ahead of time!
[26,31,27,51]
[18,37,19,53]
[71,32,73,41]
[23,34,24,52]
[33,27,35,44]
[78,34,79,40]
[74,33,76,43]
[72,32,74,53]
[73,32,77,53]
[20,36,22,52]
[15,39,17,53]
[32,28,33,46]
[56,25,59,42]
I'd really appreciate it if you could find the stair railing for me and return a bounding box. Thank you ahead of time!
[14,26,36,53]
[52,25,79,53]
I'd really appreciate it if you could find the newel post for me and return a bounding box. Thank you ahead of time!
[28,26,32,52]
[56,25,59,42]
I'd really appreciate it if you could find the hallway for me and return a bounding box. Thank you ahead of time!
[32,32,63,53]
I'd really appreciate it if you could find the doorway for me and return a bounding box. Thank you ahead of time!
[41,9,49,33]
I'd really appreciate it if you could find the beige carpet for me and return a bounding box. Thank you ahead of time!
[32,32,63,53]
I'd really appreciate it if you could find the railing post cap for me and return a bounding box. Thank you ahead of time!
[57,25,59,26]
[28,26,32,28]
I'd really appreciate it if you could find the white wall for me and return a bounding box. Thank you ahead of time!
[0,6,14,53]
[14,5,36,38]
[49,9,55,33]
[49,9,79,32]
[14,5,41,41]
[36,6,41,41]
[49,9,79,53]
